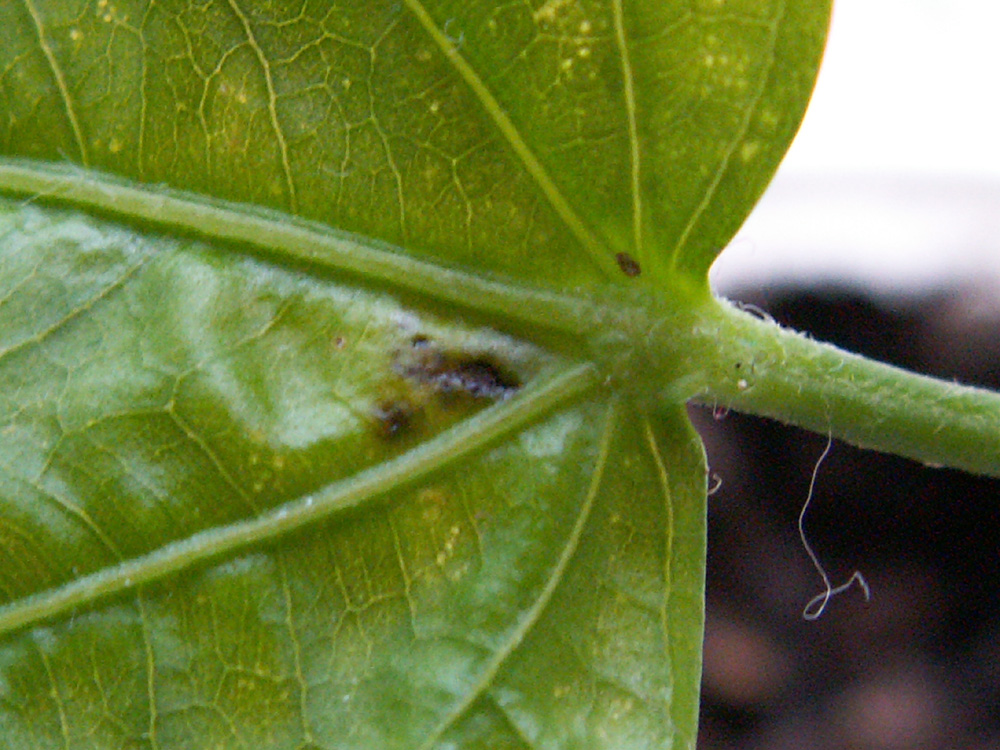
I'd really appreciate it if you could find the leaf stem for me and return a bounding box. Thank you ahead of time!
[688,298,1000,478]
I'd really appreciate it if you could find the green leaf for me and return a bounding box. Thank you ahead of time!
[0,0,831,747]
[1,0,827,285]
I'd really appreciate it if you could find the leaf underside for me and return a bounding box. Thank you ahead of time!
[0,0,829,747]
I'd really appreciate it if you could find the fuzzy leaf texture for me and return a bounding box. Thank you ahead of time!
[0,1,830,748]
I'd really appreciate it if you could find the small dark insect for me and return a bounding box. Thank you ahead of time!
[615,252,641,277]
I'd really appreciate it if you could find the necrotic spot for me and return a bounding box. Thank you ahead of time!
[399,337,521,400]
[373,399,416,439]
[615,252,641,277]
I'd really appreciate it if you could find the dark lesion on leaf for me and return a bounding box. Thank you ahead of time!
[397,335,522,400]
[615,252,641,278]
[370,335,521,441]
[372,399,417,440]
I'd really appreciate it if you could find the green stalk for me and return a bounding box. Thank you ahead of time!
[688,298,1000,478]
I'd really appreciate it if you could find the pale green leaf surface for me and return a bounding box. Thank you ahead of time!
[0,197,709,749]
[0,200,625,748]
[0,0,830,747]
[456,409,708,750]
[0,0,826,285]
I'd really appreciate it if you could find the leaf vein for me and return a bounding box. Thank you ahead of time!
[0,160,591,339]
[225,0,298,212]
[400,0,617,279]
[36,642,72,750]
[278,555,316,746]
[165,404,260,515]
[136,592,162,750]
[417,398,620,750]
[0,255,148,370]
[613,0,644,260]
[0,363,598,640]
[641,416,674,649]
[20,0,89,166]
[668,1,785,270]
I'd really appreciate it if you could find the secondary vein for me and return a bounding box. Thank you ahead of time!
[668,3,784,272]
[0,362,600,639]
[613,0,644,261]
[21,0,89,165]
[418,398,620,750]
[225,0,298,212]
[400,0,618,279]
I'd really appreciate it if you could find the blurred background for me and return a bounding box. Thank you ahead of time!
[711,0,1000,295]
[697,1,1000,748]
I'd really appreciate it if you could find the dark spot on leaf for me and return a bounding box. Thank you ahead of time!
[435,357,519,399]
[397,339,521,400]
[615,252,641,277]
[373,399,416,439]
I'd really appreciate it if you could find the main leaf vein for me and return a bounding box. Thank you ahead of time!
[0,362,598,640]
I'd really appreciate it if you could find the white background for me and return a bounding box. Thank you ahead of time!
[710,0,1000,298]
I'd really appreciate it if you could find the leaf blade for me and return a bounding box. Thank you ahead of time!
[0,0,830,289]
[433,404,707,750]
[0,1,834,746]
[401,0,618,280]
